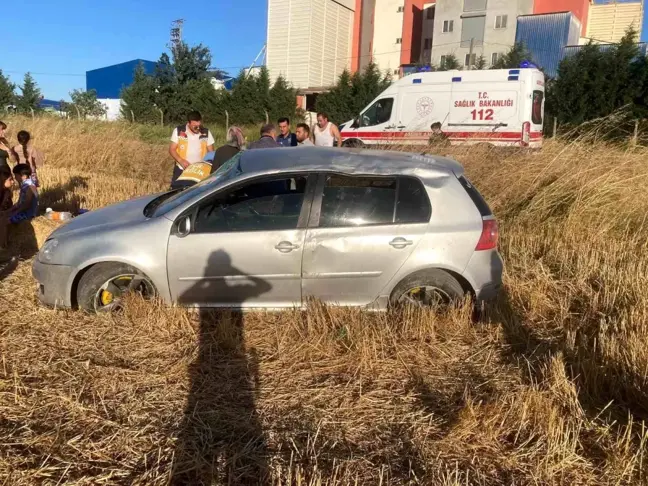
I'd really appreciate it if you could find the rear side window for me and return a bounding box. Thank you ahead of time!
[532,90,544,125]
[458,176,492,217]
[320,176,397,227]
[396,177,431,224]
[318,175,431,228]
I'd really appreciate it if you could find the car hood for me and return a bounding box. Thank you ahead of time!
[50,193,160,239]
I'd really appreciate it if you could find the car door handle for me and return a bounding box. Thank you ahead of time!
[389,237,413,249]
[275,241,301,253]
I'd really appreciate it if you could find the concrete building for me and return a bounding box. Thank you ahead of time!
[266,0,355,89]
[372,0,408,75]
[419,2,436,65]
[351,0,427,75]
[586,0,643,44]
[431,0,534,69]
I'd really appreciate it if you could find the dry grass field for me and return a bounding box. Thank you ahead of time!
[1,116,648,485]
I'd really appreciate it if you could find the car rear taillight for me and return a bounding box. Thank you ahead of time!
[521,121,530,147]
[476,219,499,251]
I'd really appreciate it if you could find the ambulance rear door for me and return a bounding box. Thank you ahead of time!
[448,75,521,145]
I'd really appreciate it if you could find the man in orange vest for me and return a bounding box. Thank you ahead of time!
[169,111,215,187]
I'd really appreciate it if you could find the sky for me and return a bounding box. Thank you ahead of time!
[1,0,268,100]
[3,1,648,100]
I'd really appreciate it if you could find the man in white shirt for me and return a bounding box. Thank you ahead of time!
[296,123,314,146]
[169,111,215,187]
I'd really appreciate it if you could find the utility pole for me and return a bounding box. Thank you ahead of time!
[468,37,475,70]
[168,19,184,51]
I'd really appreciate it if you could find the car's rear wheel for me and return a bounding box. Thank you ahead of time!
[390,269,466,309]
[77,263,156,313]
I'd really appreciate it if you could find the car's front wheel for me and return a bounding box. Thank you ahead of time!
[76,262,156,313]
[390,269,466,309]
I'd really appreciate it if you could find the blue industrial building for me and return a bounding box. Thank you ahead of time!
[516,12,582,79]
[86,59,157,99]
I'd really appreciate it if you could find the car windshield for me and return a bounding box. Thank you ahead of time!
[147,153,243,217]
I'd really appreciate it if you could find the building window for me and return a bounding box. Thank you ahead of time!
[423,38,432,49]
[397,6,404,12]
[460,15,485,47]
[465,53,476,67]
[394,69,400,75]
[440,55,447,68]
[396,37,403,44]
[443,20,454,33]
[464,0,487,12]
[427,7,434,20]
[495,15,508,29]
[491,52,501,65]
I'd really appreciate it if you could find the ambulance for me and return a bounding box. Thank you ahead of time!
[339,68,545,148]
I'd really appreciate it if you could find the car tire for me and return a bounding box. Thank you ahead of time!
[76,262,155,313]
[390,269,466,308]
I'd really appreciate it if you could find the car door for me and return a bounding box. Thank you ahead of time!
[167,174,316,308]
[302,174,431,306]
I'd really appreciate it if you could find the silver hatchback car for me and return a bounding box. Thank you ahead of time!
[33,147,503,312]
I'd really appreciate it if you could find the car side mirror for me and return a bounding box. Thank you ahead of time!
[351,118,360,129]
[177,215,192,237]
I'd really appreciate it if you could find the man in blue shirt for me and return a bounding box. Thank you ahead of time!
[276,117,298,147]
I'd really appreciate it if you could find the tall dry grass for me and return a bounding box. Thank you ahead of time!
[1,120,648,484]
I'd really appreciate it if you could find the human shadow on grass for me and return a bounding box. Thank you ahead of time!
[170,250,271,485]
[0,220,38,281]
[38,176,88,214]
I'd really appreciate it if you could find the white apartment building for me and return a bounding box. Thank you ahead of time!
[431,0,533,69]
[267,0,355,89]
[372,0,407,76]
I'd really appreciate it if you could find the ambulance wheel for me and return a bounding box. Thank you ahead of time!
[342,139,364,148]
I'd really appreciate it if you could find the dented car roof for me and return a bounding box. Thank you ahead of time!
[238,146,464,178]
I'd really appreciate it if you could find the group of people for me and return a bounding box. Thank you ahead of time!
[0,121,40,262]
[168,111,342,188]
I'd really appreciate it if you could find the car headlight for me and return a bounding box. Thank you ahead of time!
[39,238,59,263]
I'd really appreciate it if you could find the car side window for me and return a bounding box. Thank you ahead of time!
[194,176,308,233]
[395,177,431,224]
[319,175,397,227]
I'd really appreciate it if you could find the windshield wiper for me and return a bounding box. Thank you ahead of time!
[143,189,181,217]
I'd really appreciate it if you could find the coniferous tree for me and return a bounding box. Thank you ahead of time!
[438,55,460,71]
[121,64,158,123]
[475,55,488,70]
[16,73,41,114]
[269,74,298,122]
[316,63,391,124]
[0,70,15,110]
[492,43,533,69]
